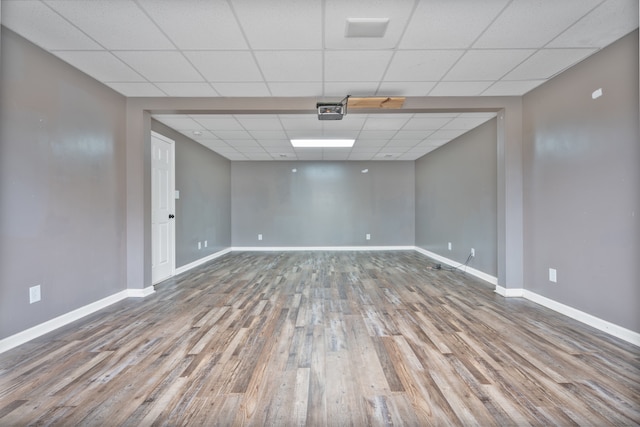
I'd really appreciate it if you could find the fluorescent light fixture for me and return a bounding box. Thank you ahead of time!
[291,139,355,148]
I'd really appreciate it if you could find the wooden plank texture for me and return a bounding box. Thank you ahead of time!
[0,251,638,426]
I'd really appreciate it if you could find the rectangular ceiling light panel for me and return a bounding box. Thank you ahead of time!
[291,139,355,148]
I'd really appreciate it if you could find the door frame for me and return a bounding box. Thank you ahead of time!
[151,131,176,284]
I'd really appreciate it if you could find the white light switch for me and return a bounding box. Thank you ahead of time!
[448,242,452,251]
[366,234,371,240]
[258,234,263,241]
[175,190,180,199]
[549,268,557,283]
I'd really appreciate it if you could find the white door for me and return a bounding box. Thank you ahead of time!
[151,131,175,284]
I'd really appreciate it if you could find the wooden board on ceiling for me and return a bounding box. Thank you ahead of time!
[347,97,405,109]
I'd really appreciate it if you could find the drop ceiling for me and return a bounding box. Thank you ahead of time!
[2,0,637,161]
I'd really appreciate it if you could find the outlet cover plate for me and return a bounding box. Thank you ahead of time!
[29,285,41,304]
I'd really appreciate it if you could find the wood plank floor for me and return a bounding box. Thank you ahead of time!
[0,251,638,426]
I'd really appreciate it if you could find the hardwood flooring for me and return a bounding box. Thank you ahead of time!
[0,251,638,426]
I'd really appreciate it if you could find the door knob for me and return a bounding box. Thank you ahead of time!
[169,214,175,219]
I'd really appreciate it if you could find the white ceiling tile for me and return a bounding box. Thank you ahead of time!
[185,51,263,82]
[351,143,385,152]
[2,1,102,50]
[402,117,453,130]
[474,0,602,48]
[44,0,174,50]
[280,116,324,131]
[137,0,248,49]
[196,140,230,151]
[394,130,432,140]
[384,51,464,81]
[189,131,220,141]
[114,51,203,82]
[213,131,253,140]
[268,82,323,97]
[236,117,284,131]
[444,50,535,81]
[198,140,230,152]
[400,0,510,49]
[422,138,451,145]
[258,140,293,148]
[357,130,397,140]
[323,116,367,130]
[429,81,493,96]
[104,82,165,97]
[236,146,267,153]
[547,0,639,48]
[325,51,394,81]
[245,154,274,161]
[324,0,415,49]
[504,48,597,80]
[211,83,271,97]
[362,117,409,131]
[374,152,403,160]
[348,153,375,160]
[482,80,544,96]
[221,153,249,161]
[429,129,467,139]
[324,82,380,97]
[249,131,289,140]
[154,83,218,97]
[192,117,243,130]
[321,130,360,139]
[255,51,322,82]
[384,139,421,147]
[231,0,322,49]
[53,51,144,82]
[353,140,389,148]
[287,130,326,140]
[377,82,437,96]
[443,117,492,130]
[396,154,420,161]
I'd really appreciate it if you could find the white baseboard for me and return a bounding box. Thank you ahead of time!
[174,248,232,276]
[231,246,415,252]
[0,285,159,354]
[413,247,498,286]
[494,285,524,297]
[127,286,156,298]
[0,290,130,354]
[521,290,640,347]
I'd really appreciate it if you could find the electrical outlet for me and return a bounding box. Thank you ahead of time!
[29,285,41,304]
[198,241,202,250]
[366,233,371,240]
[448,242,452,251]
[549,268,557,283]
[471,248,475,257]
[204,240,208,248]
[258,234,263,241]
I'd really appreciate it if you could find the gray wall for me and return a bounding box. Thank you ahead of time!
[415,119,498,276]
[0,29,127,338]
[522,30,639,332]
[231,161,415,247]
[151,121,231,267]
